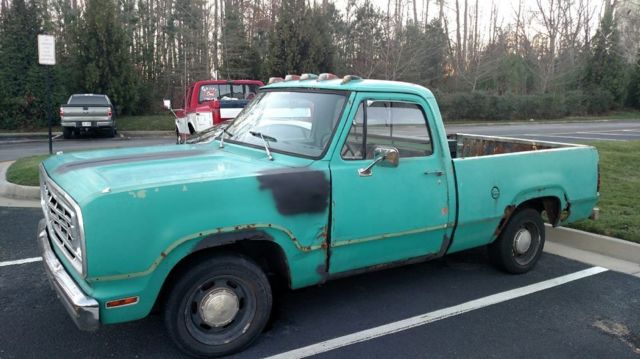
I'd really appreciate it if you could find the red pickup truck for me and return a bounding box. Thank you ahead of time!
[171,80,264,141]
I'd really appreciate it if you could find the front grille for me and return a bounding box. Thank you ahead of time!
[41,173,84,274]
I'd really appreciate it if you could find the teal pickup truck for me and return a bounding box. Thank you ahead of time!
[38,75,599,357]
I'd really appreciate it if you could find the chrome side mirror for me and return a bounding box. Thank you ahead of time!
[163,99,172,110]
[358,146,399,177]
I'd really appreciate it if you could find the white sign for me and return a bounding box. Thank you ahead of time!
[38,35,56,65]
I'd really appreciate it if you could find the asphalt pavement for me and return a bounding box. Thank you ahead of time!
[1,119,639,162]
[1,207,639,358]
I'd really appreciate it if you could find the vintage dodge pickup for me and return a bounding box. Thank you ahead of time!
[38,74,599,357]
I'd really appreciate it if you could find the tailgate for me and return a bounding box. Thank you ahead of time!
[62,106,110,117]
[219,99,249,119]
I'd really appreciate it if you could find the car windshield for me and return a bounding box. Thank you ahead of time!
[218,90,347,158]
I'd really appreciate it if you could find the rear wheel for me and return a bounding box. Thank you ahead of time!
[488,208,545,274]
[164,254,272,358]
[62,127,73,139]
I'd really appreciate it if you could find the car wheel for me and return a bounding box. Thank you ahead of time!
[106,127,115,138]
[164,254,272,358]
[62,127,73,139]
[488,208,545,274]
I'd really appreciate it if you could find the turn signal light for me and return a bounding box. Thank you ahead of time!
[106,296,139,308]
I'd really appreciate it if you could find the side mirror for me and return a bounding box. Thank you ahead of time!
[163,99,172,110]
[358,146,399,177]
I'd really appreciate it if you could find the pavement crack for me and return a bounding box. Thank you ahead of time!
[593,319,640,355]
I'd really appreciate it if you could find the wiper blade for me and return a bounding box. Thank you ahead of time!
[217,126,234,148]
[249,130,277,160]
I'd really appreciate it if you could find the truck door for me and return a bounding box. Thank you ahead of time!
[328,93,453,274]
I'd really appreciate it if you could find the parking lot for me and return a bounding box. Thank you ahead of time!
[1,206,639,358]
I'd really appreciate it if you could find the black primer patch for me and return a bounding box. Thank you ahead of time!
[192,230,272,252]
[56,150,208,173]
[257,169,330,215]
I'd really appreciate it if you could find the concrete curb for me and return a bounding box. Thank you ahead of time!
[0,161,40,201]
[546,225,640,264]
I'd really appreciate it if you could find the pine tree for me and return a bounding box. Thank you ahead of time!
[75,0,138,114]
[0,0,54,129]
[220,0,260,79]
[583,1,628,106]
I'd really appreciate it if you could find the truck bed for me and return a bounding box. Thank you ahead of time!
[447,133,599,253]
[448,133,568,158]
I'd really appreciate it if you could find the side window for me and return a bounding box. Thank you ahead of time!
[341,100,433,160]
[341,103,365,159]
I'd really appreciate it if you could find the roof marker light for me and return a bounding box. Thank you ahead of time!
[268,77,284,84]
[284,74,301,81]
[341,75,363,84]
[300,73,318,80]
[318,73,339,81]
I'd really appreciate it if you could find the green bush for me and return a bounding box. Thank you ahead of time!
[436,90,618,121]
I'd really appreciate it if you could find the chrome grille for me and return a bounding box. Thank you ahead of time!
[40,170,84,275]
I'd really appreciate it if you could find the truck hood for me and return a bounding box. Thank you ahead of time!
[42,143,306,204]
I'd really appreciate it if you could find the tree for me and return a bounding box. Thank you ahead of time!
[583,1,628,105]
[626,50,640,109]
[0,0,52,129]
[220,0,260,79]
[74,0,139,114]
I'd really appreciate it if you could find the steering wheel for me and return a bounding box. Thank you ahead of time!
[341,142,357,157]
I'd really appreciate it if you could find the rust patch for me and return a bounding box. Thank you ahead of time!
[459,137,552,158]
[495,205,517,236]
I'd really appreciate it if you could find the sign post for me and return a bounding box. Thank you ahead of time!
[37,35,55,154]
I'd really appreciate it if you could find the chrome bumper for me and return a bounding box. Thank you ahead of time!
[37,219,100,331]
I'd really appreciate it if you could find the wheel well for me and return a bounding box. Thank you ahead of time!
[518,196,562,226]
[155,238,291,311]
[495,196,562,237]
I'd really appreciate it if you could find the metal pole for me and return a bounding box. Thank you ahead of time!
[46,66,53,155]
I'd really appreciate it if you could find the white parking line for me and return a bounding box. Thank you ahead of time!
[0,257,42,267]
[520,134,627,141]
[577,132,640,137]
[265,266,608,359]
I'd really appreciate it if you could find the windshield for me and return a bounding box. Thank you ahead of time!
[217,90,347,158]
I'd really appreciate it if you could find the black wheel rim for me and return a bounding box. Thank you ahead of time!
[184,275,256,346]
[512,221,541,266]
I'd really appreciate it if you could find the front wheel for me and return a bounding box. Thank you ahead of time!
[488,208,545,274]
[164,254,272,358]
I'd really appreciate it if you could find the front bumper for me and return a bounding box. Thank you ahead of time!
[37,219,100,331]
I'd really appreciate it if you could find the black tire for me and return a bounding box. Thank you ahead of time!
[164,254,272,358]
[488,208,545,274]
[62,127,73,139]
[106,127,115,138]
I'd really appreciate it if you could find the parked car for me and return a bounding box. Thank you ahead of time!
[38,74,599,357]
[168,79,264,143]
[60,94,116,138]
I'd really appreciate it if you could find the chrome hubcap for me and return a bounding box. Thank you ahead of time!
[199,288,240,327]
[513,229,533,255]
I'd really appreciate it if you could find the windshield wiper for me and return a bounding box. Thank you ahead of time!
[249,130,277,160]
[217,126,234,148]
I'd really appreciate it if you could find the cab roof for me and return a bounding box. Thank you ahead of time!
[262,78,435,99]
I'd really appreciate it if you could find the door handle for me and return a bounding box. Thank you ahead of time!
[424,170,444,176]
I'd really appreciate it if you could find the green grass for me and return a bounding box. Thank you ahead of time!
[6,154,50,186]
[116,114,175,131]
[569,141,640,243]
